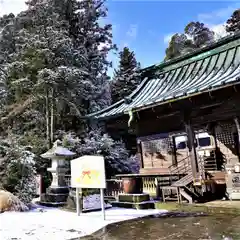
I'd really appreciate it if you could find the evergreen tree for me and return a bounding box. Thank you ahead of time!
[165,33,194,61]
[165,21,215,60]
[0,0,136,202]
[0,0,115,141]
[53,0,115,112]
[226,9,240,33]
[184,21,214,47]
[111,47,141,103]
[0,134,37,204]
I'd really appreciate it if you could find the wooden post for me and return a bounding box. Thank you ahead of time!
[162,188,165,202]
[172,136,177,166]
[100,188,106,220]
[137,140,144,168]
[234,118,240,144]
[234,118,240,163]
[76,188,80,216]
[185,122,199,178]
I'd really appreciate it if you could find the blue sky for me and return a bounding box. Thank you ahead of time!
[1,0,240,75]
[105,1,240,74]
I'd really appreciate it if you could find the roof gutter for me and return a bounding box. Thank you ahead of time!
[124,80,240,114]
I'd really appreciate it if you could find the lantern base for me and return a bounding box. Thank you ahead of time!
[39,186,69,207]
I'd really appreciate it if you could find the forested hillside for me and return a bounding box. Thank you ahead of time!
[0,0,137,203]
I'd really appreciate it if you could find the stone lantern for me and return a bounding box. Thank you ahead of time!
[39,140,76,207]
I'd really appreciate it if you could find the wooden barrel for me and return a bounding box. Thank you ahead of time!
[122,177,143,194]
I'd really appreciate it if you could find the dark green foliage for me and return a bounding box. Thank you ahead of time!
[0,136,37,203]
[0,0,138,203]
[111,47,141,103]
[0,0,119,201]
[165,33,194,61]
[62,129,140,178]
[184,21,214,47]
[165,22,215,61]
[226,9,240,33]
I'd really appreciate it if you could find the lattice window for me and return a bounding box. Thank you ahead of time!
[216,132,235,146]
[215,122,236,146]
[142,137,172,154]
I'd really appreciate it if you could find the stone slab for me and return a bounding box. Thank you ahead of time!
[111,200,156,210]
[40,193,69,203]
[38,201,66,207]
[118,193,150,203]
[46,187,69,194]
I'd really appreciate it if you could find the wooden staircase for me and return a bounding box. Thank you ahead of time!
[161,147,224,203]
[162,156,203,204]
[171,173,193,187]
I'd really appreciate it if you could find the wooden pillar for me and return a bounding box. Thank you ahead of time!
[234,118,240,162]
[172,136,177,166]
[208,122,218,149]
[185,122,199,177]
[134,121,144,169]
[234,118,240,143]
[137,140,144,168]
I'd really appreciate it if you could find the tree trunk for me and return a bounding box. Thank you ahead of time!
[46,92,51,149]
[50,88,54,145]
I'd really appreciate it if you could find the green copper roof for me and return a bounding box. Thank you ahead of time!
[89,33,240,120]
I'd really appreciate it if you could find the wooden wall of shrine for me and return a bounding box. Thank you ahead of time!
[137,134,173,169]
[215,120,240,163]
[101,85,240,174]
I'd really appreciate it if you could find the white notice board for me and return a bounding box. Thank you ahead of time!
[71,155,106,189]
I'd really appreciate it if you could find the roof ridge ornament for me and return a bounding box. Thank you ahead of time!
[124,96,132,104]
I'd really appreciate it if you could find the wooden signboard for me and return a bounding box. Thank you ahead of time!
[71,155,106,219]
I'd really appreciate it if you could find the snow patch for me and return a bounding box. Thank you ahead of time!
[0,207,167,240]
[82,194,111,210]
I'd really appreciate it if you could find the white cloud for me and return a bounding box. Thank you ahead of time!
[0,0,27,16]
[126,24,138,39]
[198,4,240,25]
[163,33,174,45]
[209,23,228,39]
[163,3,238,44]
[198,4,240,38]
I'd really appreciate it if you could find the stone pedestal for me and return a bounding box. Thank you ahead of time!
[40,187,69,207]
[111,193,156,210]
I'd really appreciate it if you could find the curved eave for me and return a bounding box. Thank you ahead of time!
[86,77,149,119]
[126,79,240,114]
[88,32,240,121]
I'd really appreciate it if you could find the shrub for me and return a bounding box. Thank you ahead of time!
[0,136,37,204]
[62,129,140,178]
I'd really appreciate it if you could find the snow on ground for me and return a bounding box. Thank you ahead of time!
[0,207,167,240]
[33,194,112,210]
[82,194,112,210]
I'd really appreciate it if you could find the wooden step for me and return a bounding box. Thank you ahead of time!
[171,173,193,187]
[179,188,193,204]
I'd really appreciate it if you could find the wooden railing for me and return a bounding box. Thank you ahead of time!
[168,156,191,184]
[168,156,191,175]
[64,175,123,200]
[142,175,179,196]
[104,179,123,199]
